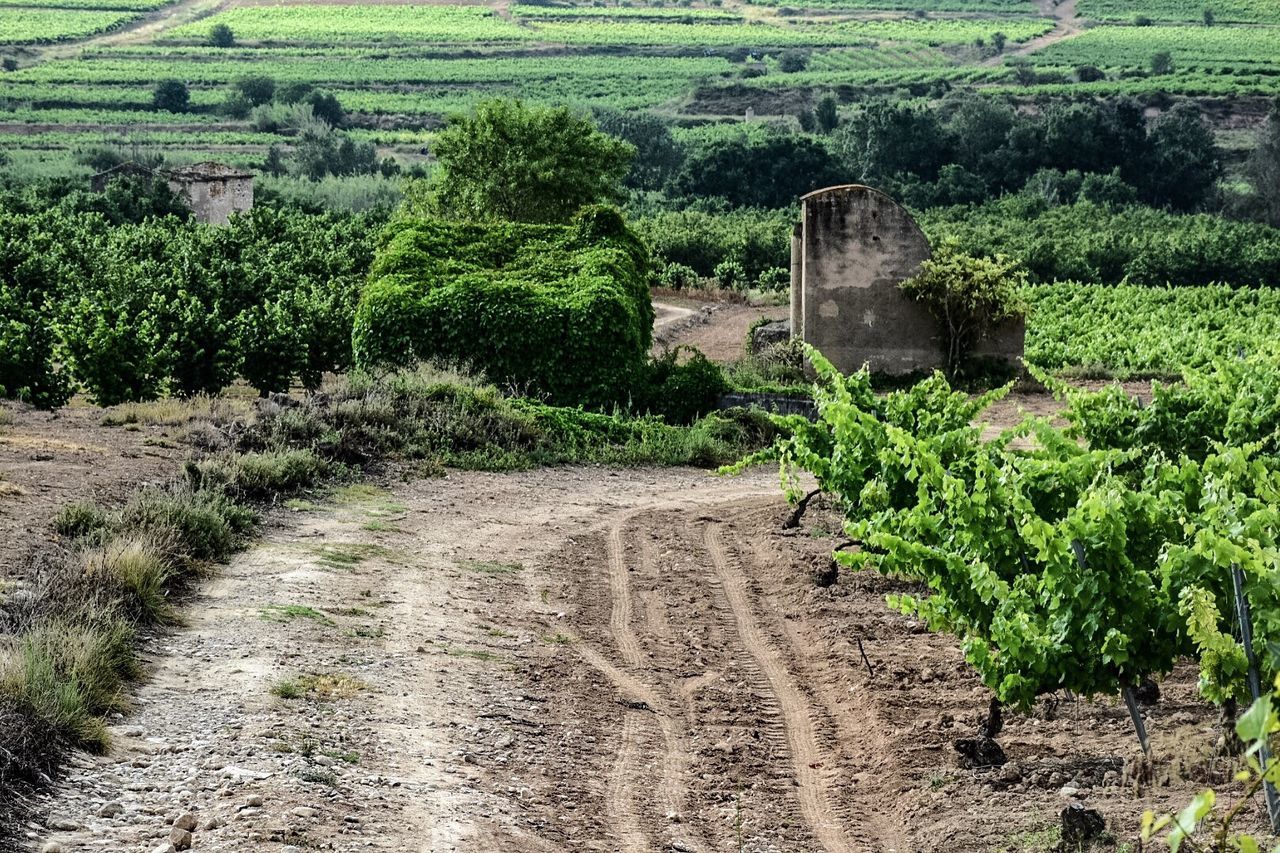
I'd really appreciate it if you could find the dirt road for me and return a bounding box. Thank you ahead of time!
[28,462,1253,852]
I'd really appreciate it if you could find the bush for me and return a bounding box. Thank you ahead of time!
[190,449,334,499]
[54,501,112,540]
[354,206,653,409]
[152,80,189,113]
[0,616,137,752]
[657,262,700,290]
[714,258,747,289]
[119,488,246,562]
[640,347,730,424]
[81,536,173,624]
[756,266,790,292]
[898,241,1028,376]
[208,23,234,47]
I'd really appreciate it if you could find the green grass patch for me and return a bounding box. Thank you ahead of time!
[272,671,366,701]
[260,604,334,626]
[309,542,390,571]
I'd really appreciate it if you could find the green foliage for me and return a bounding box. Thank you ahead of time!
[189,449,336,499]
[741,347,1280,713]
[151,80,189,113]
[430,99,634,224]
[639,347,730,425]
[354,206,653,409]
[922,198,1280,285]
[899,242,1028,376]
[631,207,792,283]
[208,22,234,47]
[672,134,843,209]
[0,202,376,405]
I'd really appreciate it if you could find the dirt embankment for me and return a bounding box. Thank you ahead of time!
[25,462,1263,852]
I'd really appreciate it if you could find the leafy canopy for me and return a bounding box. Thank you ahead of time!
[430,99,634,224]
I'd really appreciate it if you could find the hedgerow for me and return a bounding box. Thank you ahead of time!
[354,206,654,409]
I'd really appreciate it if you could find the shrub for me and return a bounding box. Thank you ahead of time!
[81,537,173,624]
[898,241,1028,377]
[755,266,790,292]
[119,489,244,562]
[190,449,334,499]
[657,262,699,290]
[354,207,652,409]
[0,616,136,752]
[641,347,730,424]
[778,50,809,72]
[208,23,234,47]
[152,80,189,114]
[54,501,112,540]
[713,258,747,290]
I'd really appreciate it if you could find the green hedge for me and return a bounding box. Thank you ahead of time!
[353,206,655,409]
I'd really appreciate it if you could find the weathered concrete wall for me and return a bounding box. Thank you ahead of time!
[168,177,254,226]
[794,184,1023,375]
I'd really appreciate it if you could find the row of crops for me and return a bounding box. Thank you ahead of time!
[152,7,1052,47]
[1026,284,1280,378]
[754,346,1280,754]
[0,7,137,43]
[1078,0,1280,24]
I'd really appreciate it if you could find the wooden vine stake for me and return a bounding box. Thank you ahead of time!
[1072,539,1151,756]
[1231,563,1280,833]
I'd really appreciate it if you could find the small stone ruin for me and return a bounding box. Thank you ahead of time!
[90,161,255,226]
[784,184,1023,375]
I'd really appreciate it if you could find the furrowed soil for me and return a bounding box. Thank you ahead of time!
[23,463,1268,852]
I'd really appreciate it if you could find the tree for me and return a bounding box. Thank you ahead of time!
[814,94,839,134]
[152,80,189,113]
[778,50,809,72]
[672,134,844,208]
[304,90,346,128]
[208,23,234,47]
[1142,102,1222,211]
[235,75,275,106]
[592,106,685,191]
[1151,50,1175,75]
[1075,64,1105,82]
[992,31,1007,52]
[898,241,1028,376]
[1203,7,1215,25]
[1245,99,1280,226]
[834,98,948,184]
[431,99,634,224]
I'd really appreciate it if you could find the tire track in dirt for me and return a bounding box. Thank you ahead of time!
[569,509,717,853]
[703,522,857,853]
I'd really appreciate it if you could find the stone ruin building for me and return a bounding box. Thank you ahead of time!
[90,161,255,226]
[163,162,255,226]
[779,184,1023,375]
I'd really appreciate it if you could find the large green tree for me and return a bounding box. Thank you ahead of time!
[431,99,634,224]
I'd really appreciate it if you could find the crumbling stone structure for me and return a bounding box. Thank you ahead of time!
[789,184,1023,375]
[164,162,254,226]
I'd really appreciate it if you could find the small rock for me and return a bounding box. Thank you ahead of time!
[169,827,192,851]
[97,801,125,818]
[201,816,221,831]
[343,815,361,824]
[1061,802,1106,843]
[1102,770,1120,787]
[40,843,66,853]
[291,807,318,819]
[151,844,176,853]
[1059,785,1081,799]
[245,795,264,808]
[313,755,335,767]
[46,817,80,832]
[172,813,197,832]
